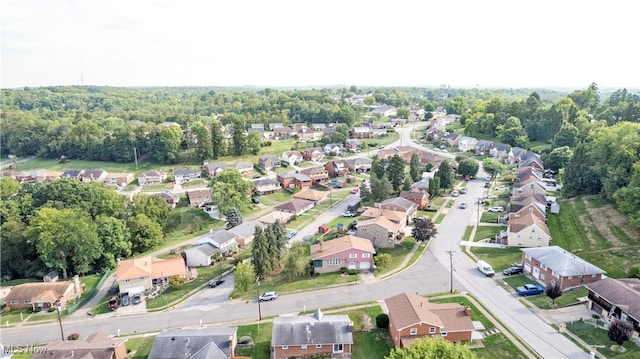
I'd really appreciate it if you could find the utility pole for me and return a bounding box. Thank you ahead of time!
[256,277,262,321]
[445,250,456,293]
[134,147,138,167]
[56,304,65,340]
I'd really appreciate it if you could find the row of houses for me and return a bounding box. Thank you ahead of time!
[0,168,136,187]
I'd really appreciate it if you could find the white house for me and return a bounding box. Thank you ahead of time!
[457,137,478,152]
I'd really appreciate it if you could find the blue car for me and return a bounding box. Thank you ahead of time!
[286,230,297,239]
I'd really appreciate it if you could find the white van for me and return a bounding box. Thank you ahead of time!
[477,260,495,277]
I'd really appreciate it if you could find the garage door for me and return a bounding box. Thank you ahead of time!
[360,261,370,270]
[126,286,146,295]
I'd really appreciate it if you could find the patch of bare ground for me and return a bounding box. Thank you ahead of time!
[360,311,375,331]
[583,199,636,246]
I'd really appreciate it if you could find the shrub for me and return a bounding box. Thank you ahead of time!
[67,332,80,340]
[376,313,389,328]
[48,307,57,312]
[340,267,347,274]
[168,275,186,288]
[347,269,359,275]
[374,253,392,268]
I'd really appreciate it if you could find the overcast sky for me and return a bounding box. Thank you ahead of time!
[2,0,638,89]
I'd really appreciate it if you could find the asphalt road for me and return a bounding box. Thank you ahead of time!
[0,124,589,357]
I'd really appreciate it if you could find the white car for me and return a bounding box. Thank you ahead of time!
[486,194,496,199]
[259,291,278,302]
[488,206,504,213]
[451,190,459,197]
[495,185,510,191]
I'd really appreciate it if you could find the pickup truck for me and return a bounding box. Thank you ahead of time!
[516,283,544,296]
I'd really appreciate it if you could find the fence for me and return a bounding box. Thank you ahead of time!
[66,269,112,314]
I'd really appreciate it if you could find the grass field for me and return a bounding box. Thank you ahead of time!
[566,320,640,358]
[547,197,640,278]
[474,333,529,359]
[123,335,157,358]
[473,225,505,242]
[526,288,588,309]
[471,247,524,271]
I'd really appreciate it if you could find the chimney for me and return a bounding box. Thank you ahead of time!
[348,321,354,332]
[464,306,472,316]
[319,242,323,252]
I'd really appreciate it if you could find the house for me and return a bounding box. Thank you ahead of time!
[269,122,284,131]
[585,278,640,331]
[444,132,462,147]
[174,169,202,185]
[323,126,336,138]
[507,147,528,164]
[138,170,167,185]
[273,127,293,139]
[511,178,547,197]
[345,157,372,173]
[183,243,219,267]
[297,127,315,141]
[399,190,429,210]
[281,150,304,165]
[356,217,404,248]
[259,211,296,225]
[31,332,127,359]
[380,197,418,224]
[254,178,282,195]
[149,327,238,359]
[426,127,448,142]
[515,166,544,183]
[274,198,315,216]
[323,143,344,156]
[311,123,326,131]
[385,292,474,348]
[258,155,281,171]
[519,152,544,170]
[198,230,238,255]
[350,126,372,139]
[4,276,82,311]
[303,147,325,162]
[186,189,211,208]
[228,220,267,246]
[311,235,375,273]
[80,169,108,183]
[514,203,546,221]
[249,123,265,134]
[474,140,493,155]
[293,189,329,204]
[507,211,551,247]
[300,166,330,183]
[344,138,362,151]
[116,256,188,295]
[61,169,84,180]
[157,191,180,208]
[36,170,64,182]
[371,104,396,118]
[457,137,478,152]
[271,308,353,359]
[104,172,135,187]
[360,207,406,224]
[277,171,313,190]
[371,128,388,137]
[204,162,228,177]
[0,286,12,306]
[521,246,606,291]
[230,161,255,175]
[325,160,350,177]
[490,143,511,160]
[410,178,430,193]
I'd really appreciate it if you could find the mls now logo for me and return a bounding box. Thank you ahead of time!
[2,344,47,354]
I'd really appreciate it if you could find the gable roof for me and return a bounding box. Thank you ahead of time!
[31,332,126,359]
[254,178,280,187]
[149,327,237,359]
[310,235,375,260]
[271,309,353,346]
[208,230,237,246]
[521,246,606,276]
[381,197,417,211]
[116,256,153,281]
[508,211,550,235]
[300,166,328,176]
[228,220,267,239]
[293,189,329,202]
[174,169,202,176]
[492,143,510,152]
[399,190,428,202]
[274,198,315,212]
[151,256,187,280]
[5,282,75,304]
[384,292,474,333]
[361,207,406,223]
[357,216,403,233]
[585,278,640,322]
[185,242,219,257]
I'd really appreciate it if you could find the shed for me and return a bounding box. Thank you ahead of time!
[550,202,560,214]
[318,224,330,234]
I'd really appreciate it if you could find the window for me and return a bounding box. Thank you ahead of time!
[333,343,343,353]
[23,300,31,304]
[540,273,546,280]
[327,259,340,266]
[362,253,371,258]
[349,253,357,259]
[282,346,288,350]
[429,327,436,334]
[316,344,323,349]
[441,332,448,337]
[301,345,307,349]
[410,328,418,335]
[10,300,18,305]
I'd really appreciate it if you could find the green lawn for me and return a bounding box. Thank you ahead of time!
[353,329,393,359]
[374,240,415,277]
[462,226,474,241]
[236,322,273,359]
[180,179,208,188]
[430,296,495,330]
[566,320,640,358]
[0,308,33,325]
[233,272,359,300]
[473,225,505,242]
[470,247,523,272]
[473,332,529,359]
[527,288,588,309]
[124,335,157,358]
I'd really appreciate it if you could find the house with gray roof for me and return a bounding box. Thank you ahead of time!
[345,157,372,173]
[490,143,511,160]
[149,327,238,359]
[585,278,640,331]
[80,169,108,183]
[174,169,202,185]
[198,230,238,255]
[61,169,84,180]
[254,178,282,195]
[380,197,418,224]
[183,243,219,267]
[205,162,228,177]
[228,220,267,246]
[521,246,606,291]
[271,308,353,359]
[474,140,493,156]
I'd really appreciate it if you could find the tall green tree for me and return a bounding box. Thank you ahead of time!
[246,131,262,155]
[371,156,386,180]
[127,213,163,253]
[457,158,479,177]
[231,119,247,156]
[359,181,372,203]
[282,242,309,280]
[409,153,422,182]
[546,146,573,173]
[234,261,256,293]
[613,162,640,225]
[131,193,171,227]
[386,337,476,359]
[251,226,271,278]
[428,176,440,198]
[1,221,43,279]
[225,207,243,229]
[95,216,132,270]
[482,158,503,180]
[387,154,406,192]
[210,120,225,159]
[370,172,392,202]
[562,142,601,197]
[0,177,20,200]
[552,122,580,149]
[210,168,254,214]
[26,208,102,278]
[437,160,454,190]
[191,122,213,160]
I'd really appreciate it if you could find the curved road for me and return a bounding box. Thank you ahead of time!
[1,124,587,357]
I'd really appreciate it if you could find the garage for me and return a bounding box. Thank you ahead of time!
[126,285,146,295]
[360,261,370,270]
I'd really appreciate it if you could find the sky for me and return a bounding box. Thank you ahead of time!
[1,0,639,90]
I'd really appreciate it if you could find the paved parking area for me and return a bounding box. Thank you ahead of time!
[115,297,147,316]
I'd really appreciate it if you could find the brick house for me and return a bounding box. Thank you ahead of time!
[345,157,372,173]
[138,170,167,185]
[350,126,372,139]
[380,197,418,224]
[300,166,330,183]
[273,127,293,139]
[31,332,127,359]
[115,256,188,295]
[204,162,228,177]
[521,246,606,291]
[325,160,350,178]
[4,276,83,311]
[474,140,493,156]
[310,235,375,273]
[253,178,282,195]
[360,207,406,224]
[356,217,404,248]
[344,138,362,151]
[293,189,329,204]
[149,327,238,359]
[104,172,135,187]
[399,190,430,210]
[277,171,313,190]
[186,189,211,208]
[258,155,281,171]
[585,278,640,332]
[271,308,353,359]
[303,147,325,162]
[385,292,474,348]
[157,191,180,208]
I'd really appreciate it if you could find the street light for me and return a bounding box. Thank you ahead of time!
[255,277,262,321]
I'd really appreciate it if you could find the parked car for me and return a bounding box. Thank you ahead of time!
[342,211,356,217]
[460,188,467,194]
[459,202,467,209]
[516,283,544,296]
[259,291,278,301]
[132,294,142,305]
[484,181,490,188]
[502,266,524,276]
[486,194,496,199]
[121,294,130,306]
[251,197,260,204]
[286,230,297,239]
[495,185,510,191]
[488,206,504,213]
[208,279,225,288]
[108,296,119,310]
[451,190,459,197]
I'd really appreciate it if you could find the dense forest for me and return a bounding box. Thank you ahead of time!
[1,84,639,281]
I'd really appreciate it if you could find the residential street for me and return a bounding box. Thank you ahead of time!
[0,124,589,357]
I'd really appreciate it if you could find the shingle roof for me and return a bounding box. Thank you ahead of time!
[31,332,126,359]
[385,293,474,333]
[585,278,640,322]
[228,220,266,239]
[357,216,403,233]
[185,242,219,257]
[381,197,417,212]
[271,309,353,346]
[5,282,76,304]
[310,235,375,259]
[151,256,187,280]
[149,327,237,359]
[521,246,606,276]
[116,256,153,281]
[508,211,550,235]
[293,189,329,202]
[274,198,315,212]
[360,207,406,223]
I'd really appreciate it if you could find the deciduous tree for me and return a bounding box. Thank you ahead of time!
[234,261,256,293]
[127,213,163,254]
[412,217,437,242]
[191,122,213,160]
[282,242,310,280]
[211,168,253,214]
[457,158,479,177]
[545,282,562,305]
[608,319,634,346]
[385,337,476,359]
[387,154,406,192]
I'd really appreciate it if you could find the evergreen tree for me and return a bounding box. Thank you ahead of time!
[402,174,412,191]
[359,181,372,203]
[210,120,225,159]
[231,119,247,156]
[428,176,440,198]
[225,207,243,229]
[191,122,213,160]
[371,155,386,180]
[409,153,422,182]
[437,160,454,190]
[387,154,406,192]
[251,227,271,278]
